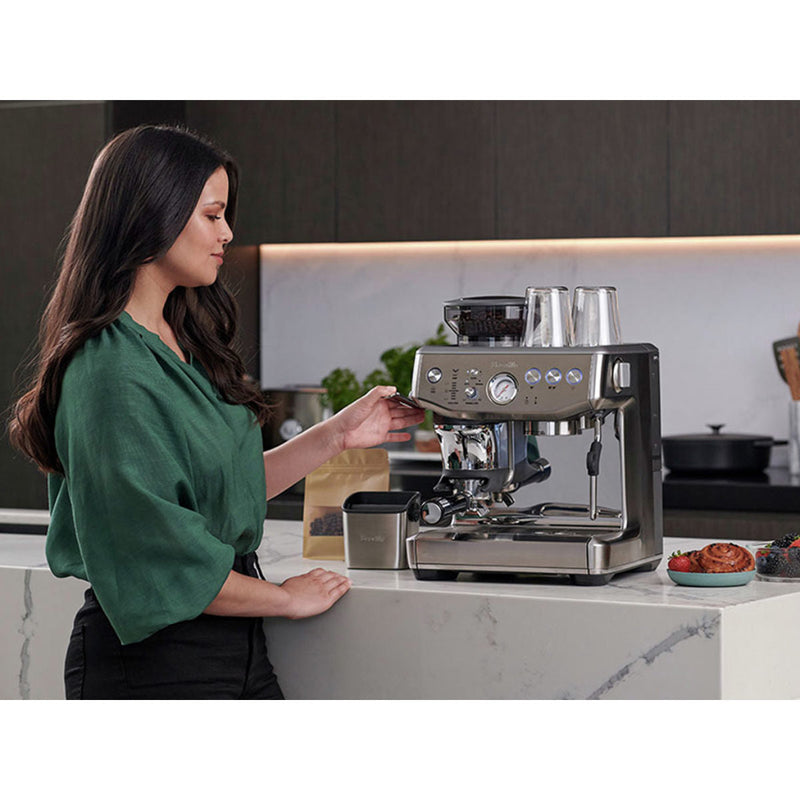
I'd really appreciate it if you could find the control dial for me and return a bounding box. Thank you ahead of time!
[525,368,542,385]
[545,368,562,385]
[566,368,583,385]
[488,373,518,405]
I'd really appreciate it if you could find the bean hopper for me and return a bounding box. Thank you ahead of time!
[406,294,663,584]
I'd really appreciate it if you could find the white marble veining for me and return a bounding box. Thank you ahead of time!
[2,522,800,699]
[0,557,85,700]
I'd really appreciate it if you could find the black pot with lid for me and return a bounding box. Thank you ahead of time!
[662,424,788,474]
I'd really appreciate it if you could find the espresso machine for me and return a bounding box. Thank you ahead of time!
[406,293,663,585]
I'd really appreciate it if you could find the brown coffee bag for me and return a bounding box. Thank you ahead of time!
[302,448,390,560]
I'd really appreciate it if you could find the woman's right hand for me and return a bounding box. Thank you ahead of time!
[279,568,352,619]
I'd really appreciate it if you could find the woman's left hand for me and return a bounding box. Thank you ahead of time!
[330,385,426,452]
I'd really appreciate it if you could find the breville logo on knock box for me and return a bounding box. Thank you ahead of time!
[360,534,386,543]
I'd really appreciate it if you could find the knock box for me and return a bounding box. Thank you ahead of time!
[342,491,421,569]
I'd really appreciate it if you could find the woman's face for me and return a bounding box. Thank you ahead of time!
[156,166,233,288]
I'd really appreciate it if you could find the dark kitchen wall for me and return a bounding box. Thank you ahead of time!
[3,100,800,509]
[0,101,264,511]
[184,100,672,244]
[0,101,270,510]
[184,100,500,244]
[0,101,192,510]
[187,99,800,244]
[0,101,107,509]
[186,101,337,245]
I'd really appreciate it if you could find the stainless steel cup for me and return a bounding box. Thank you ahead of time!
[343,491,421,569]
[572,286,623,346]
[523,286,574,347]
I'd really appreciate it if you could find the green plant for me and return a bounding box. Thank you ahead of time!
[319,367,364,413]
[321,324,450,430]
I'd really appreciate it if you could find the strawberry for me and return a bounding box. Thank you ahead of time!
[668,551,692,572]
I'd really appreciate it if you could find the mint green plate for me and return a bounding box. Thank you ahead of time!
[667,569,755,587]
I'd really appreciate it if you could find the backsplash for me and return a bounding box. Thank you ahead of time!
[261,237,800,469]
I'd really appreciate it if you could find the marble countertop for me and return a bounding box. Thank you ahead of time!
[4,519,800,698]
[263,525,800,611]
[253,523,800,699]
[2,519,792,610]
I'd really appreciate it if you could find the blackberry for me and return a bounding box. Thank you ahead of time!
[772,533,800,548]
[761,550,788,576]
[786,548,800,577]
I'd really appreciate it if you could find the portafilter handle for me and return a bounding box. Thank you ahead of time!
[420,495,471,526]
[515,456,552,488]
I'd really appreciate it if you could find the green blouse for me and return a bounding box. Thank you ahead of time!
[47,312,267,645]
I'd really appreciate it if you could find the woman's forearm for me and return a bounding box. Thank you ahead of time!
[262,416,343,500]
[204,567,352,620]
[262,385,422,500]
[204,570,291,617]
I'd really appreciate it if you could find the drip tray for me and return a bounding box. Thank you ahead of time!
[453,528,592,543]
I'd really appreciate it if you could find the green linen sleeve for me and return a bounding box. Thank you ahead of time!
[55,359,236,645]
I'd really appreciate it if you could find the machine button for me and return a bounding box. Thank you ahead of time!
[612,360,631,392]
[464,386,478,400]
[566,368,583,385]
[426,367,443,384]
[545,368,562,385]
[524,368,542,385]
[487,373,518,404]
[467,368,480,378]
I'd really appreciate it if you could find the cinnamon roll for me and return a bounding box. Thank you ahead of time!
[697,542,755,573]
[685,550,704,573]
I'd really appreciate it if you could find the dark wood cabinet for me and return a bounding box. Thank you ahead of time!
[497,101,669,238]
[187,100,800,244]
[187,101,337,245]
[669,100,800,236]
[0,101,106,509]
[335,100,496,242]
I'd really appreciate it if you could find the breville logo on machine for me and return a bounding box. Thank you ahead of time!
[491,360,519,368]
[360,534,386,543]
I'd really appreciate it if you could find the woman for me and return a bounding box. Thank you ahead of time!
[7,124,424,699]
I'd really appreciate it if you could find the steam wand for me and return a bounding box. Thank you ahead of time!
[587,415,604,520]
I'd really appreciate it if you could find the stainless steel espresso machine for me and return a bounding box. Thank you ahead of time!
[406,292,663,585]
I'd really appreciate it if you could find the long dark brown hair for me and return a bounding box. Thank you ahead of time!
[8,124,270,474]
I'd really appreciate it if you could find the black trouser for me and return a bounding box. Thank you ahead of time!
[64,552,284,700]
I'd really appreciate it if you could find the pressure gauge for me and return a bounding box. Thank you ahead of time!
[488,373,518,405]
